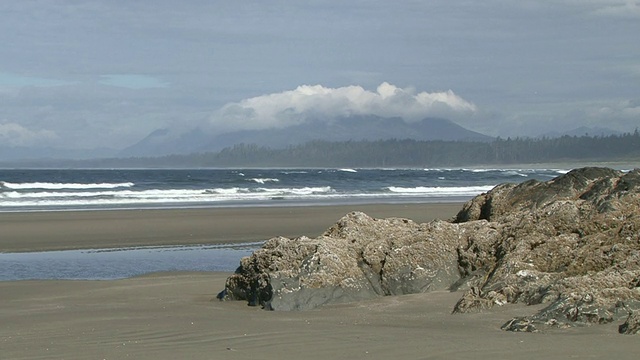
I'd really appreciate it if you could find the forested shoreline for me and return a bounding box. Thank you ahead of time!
[7,131,640,168]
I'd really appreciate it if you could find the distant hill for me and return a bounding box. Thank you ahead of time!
[120,116,493,157]
[5,131,639,168]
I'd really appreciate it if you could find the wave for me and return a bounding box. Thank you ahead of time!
[280,186,332,195]
[388,185,495,196]
[0,186,336,208]
[248,178,279,184]
[464,168,528,176]
[502,170,528,177]
[280,170,308,174]
[2,167,567,211]
[0,181,134,190]
[0,183,492,209]
[206,186,331,195]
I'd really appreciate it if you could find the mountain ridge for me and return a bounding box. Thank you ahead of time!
[120,116,493,157]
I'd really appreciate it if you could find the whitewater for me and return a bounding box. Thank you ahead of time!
[0,168,568,212]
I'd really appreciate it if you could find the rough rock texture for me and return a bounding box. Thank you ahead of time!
[222,167,640,332]
[224,213,463,310]
[452,167,640,332]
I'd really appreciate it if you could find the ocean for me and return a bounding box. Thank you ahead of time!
[0,168,569,212]
[0,167,570,280]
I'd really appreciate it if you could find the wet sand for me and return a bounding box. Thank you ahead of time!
[0,203,462,252]
[2,203,640,359]
[2,272,639,359]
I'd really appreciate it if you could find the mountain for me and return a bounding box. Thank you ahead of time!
[117,128,212,158]
[120,116,493,157]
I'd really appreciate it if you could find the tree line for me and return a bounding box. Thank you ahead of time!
[78,130,640,168]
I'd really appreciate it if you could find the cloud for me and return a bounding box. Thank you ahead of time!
[559,0,640,18]
[0,122,58,147]
[588,99,640,120]
[209,82,477,134]
[591,0,640,18]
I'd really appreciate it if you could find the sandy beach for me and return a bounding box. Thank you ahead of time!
[2,203,640,359]
[0,203,461,252]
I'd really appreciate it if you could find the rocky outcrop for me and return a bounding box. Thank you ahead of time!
[224,213,463,310]
[452,167,640,332]
[221,167,640,333]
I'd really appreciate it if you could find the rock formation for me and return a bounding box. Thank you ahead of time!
[452,167,640,332]
[221,167,640,333]
[224,214,462,310]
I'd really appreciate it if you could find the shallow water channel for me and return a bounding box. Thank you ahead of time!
[0,242,261,281]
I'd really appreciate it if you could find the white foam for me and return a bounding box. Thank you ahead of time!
[249,178,279,184]
[0,186,338,208]
[0,181,134,190]
[285,186,332,195]
[502,170,528,177]
[206,187,245,195]
[387,185,495,196]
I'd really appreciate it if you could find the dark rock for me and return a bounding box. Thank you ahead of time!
[501,317,539,332]
[619,311,640,335]
[216,289,227,301]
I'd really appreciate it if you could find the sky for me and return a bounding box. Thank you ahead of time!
[0,0,639,151]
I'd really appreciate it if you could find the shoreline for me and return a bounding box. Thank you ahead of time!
[0,202,463,253]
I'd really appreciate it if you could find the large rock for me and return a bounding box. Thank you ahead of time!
[452,167,640,331]
[224,213,463,310]
[221,167,640,333]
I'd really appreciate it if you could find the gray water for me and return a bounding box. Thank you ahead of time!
[0,242,261,281]
[0,168,565,212]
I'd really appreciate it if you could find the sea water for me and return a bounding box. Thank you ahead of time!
[0,243,260,281]
[0,167,569,280]
[0,168,568,211]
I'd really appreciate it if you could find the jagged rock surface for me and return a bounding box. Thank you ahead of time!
[452,167,640,331]
[222,167,640,333]
[224,213,463,310]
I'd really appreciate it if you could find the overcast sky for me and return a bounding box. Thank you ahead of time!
[1,0,639,150]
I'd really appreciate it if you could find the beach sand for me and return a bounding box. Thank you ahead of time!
[2,204,639,359]
[0,203,461,252]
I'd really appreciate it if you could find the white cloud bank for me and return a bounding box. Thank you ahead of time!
[209,82,477,134]
[0,122,58,147]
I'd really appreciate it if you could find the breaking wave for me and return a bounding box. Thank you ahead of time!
[387,185,495,196]
[0,168,565,211]
[1,181,134,190]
